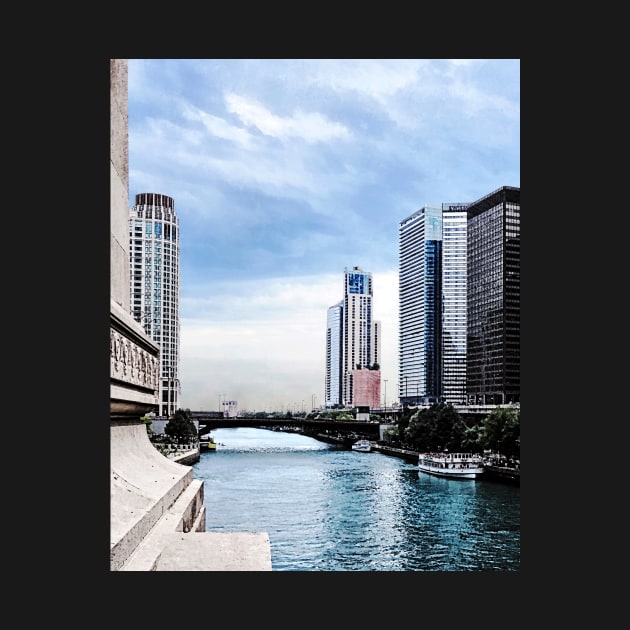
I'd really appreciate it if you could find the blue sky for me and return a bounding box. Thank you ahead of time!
[127,59,520,413]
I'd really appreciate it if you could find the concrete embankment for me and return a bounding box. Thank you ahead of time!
[169,449,200,465]
[112,427,271,571]
[371,443,419,462]
[483,464,520,485]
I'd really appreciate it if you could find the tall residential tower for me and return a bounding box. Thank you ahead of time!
[342,266,381,407]
[326,266,382,409]
[129,193,181,416]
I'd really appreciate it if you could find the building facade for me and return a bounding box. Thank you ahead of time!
[466,186,520,404]
[222,400,239,418]
[398,206,443,405]
[129,193,181,417]
[441,203,469,404]
[398,188,519,407]
[351,368,381,409]
[326,267,382,409]
[341,266,381,407]
[325,300,343,407]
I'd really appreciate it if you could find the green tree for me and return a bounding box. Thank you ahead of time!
[475,405,520,459]
[384,425,400,444]
[404,406,437,450]
[164,408,197,444]
[437,404,468,452]
[403,403,471,452]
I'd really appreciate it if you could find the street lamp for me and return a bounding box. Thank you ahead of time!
[312,393,316,411]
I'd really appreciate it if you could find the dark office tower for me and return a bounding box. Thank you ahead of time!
[466,186,520,404]
[129,193,181,416]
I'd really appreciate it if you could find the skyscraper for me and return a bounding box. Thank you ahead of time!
[398,205,443,405]
[325,300,343,407]
[326,266,381,409]
[342,266,381,407]
[129,193,181,416]
[466,186,520,404]
[441,203,469,404]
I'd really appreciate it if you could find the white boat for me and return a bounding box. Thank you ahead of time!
[418,452,484,479]
[351,439,372,452]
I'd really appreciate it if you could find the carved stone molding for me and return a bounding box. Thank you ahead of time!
[110,306,160,419]
[110,327,159,389]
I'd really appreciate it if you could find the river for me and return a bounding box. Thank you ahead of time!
[192,427,520,571]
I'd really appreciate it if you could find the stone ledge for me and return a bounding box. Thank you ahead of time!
[155,532,272,571]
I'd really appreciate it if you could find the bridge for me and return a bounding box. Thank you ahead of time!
[190,412,383,440]
[191,404,507,442]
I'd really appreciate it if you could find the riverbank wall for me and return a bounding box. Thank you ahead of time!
[483,464,520,485]
[372,442,520,485]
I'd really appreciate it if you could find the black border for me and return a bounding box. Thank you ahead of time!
[47,57,536,605]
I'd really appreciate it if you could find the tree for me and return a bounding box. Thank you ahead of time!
[475,406,520,459]
[384,425,400,444]
[436,404,468,452]
[404,406,437,450]
[164,408,197,444]
[403,403,471,452]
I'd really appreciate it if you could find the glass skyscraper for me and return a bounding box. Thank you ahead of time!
[129,193,181,417]
[398,205,443,405]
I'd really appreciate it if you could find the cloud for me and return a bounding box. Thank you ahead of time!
[127,59,519,412]
[225,92,352,143]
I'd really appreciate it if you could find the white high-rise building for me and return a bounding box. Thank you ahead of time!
[441,203,468,404]
[325,300,343,407]
[129,193,181,417]
[342,266,381,407]
[326,266,382,409]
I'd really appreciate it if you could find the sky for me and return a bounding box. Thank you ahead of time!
[127,59,520,414]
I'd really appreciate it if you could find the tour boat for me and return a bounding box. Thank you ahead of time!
[418,452,484,479]
[351,439,372,453]
[199,435,217,452]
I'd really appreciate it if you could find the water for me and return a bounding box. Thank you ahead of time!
[193,427,520,571]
